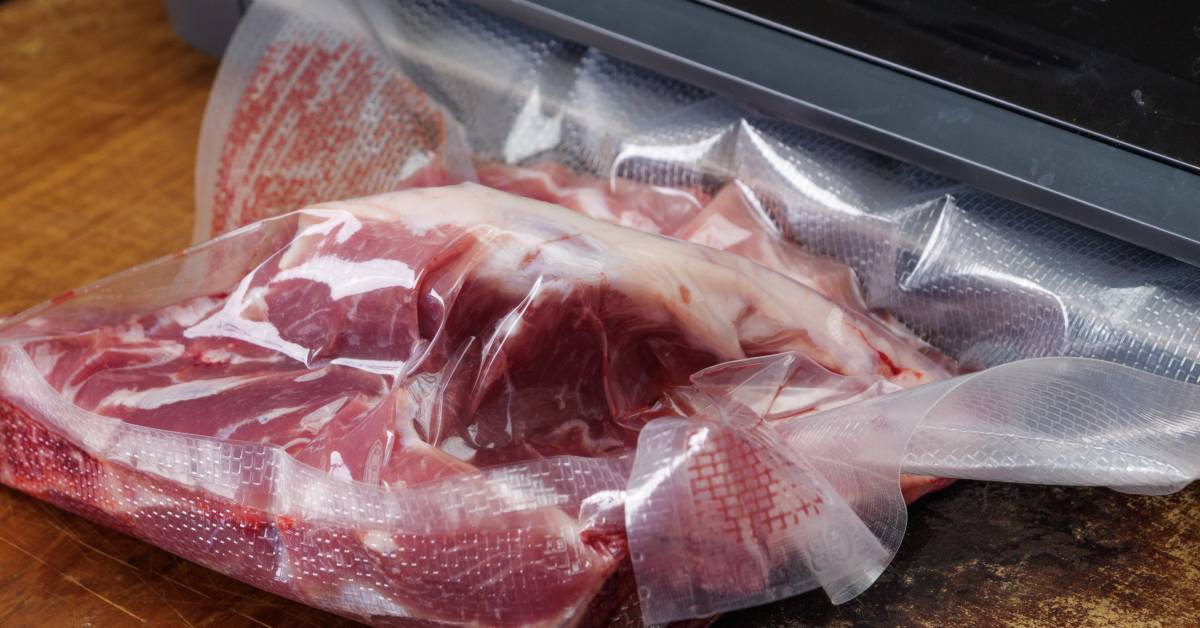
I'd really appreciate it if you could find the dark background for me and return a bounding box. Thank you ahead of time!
[715,0,1200,172]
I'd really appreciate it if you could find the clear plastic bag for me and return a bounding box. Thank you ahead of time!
[5,184,1198,627]
[3,0,1200,626]
[197,0,1200,383]
[0,184,948,626]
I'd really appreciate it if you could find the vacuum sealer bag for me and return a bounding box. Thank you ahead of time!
[197,0,1200,384]
[2,0,1192,625]
[4,185,1198,626]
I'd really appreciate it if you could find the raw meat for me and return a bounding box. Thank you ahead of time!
[1,184,950,625]
[475,162,871,313]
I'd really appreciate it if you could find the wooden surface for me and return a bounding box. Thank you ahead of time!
[0,1,356,626]
[0,1,1197,627]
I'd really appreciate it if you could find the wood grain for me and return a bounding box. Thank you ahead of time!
[0,0,1197,627]
[0,0,356,626]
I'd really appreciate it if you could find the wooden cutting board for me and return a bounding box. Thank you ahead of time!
[0,1,1197,626]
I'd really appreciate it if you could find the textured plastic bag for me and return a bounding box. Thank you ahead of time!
[3,0,1200,626]
[4,185,1199,627]
[197,0,1200,384]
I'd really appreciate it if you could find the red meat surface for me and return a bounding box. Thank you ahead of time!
[1,185,951,625]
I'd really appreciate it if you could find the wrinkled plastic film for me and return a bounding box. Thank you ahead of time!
[902,358,1200,494]
[6,185,1200,626]
[196,0,1200,384]
[626,353,1200,622]
[2,184,951,625]
[0,350,635,625]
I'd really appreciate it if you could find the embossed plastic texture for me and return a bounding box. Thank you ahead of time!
[0,184,951,626]
[2,0,1199,626]
[6,184,1198,626]
[195,0,1200,384]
